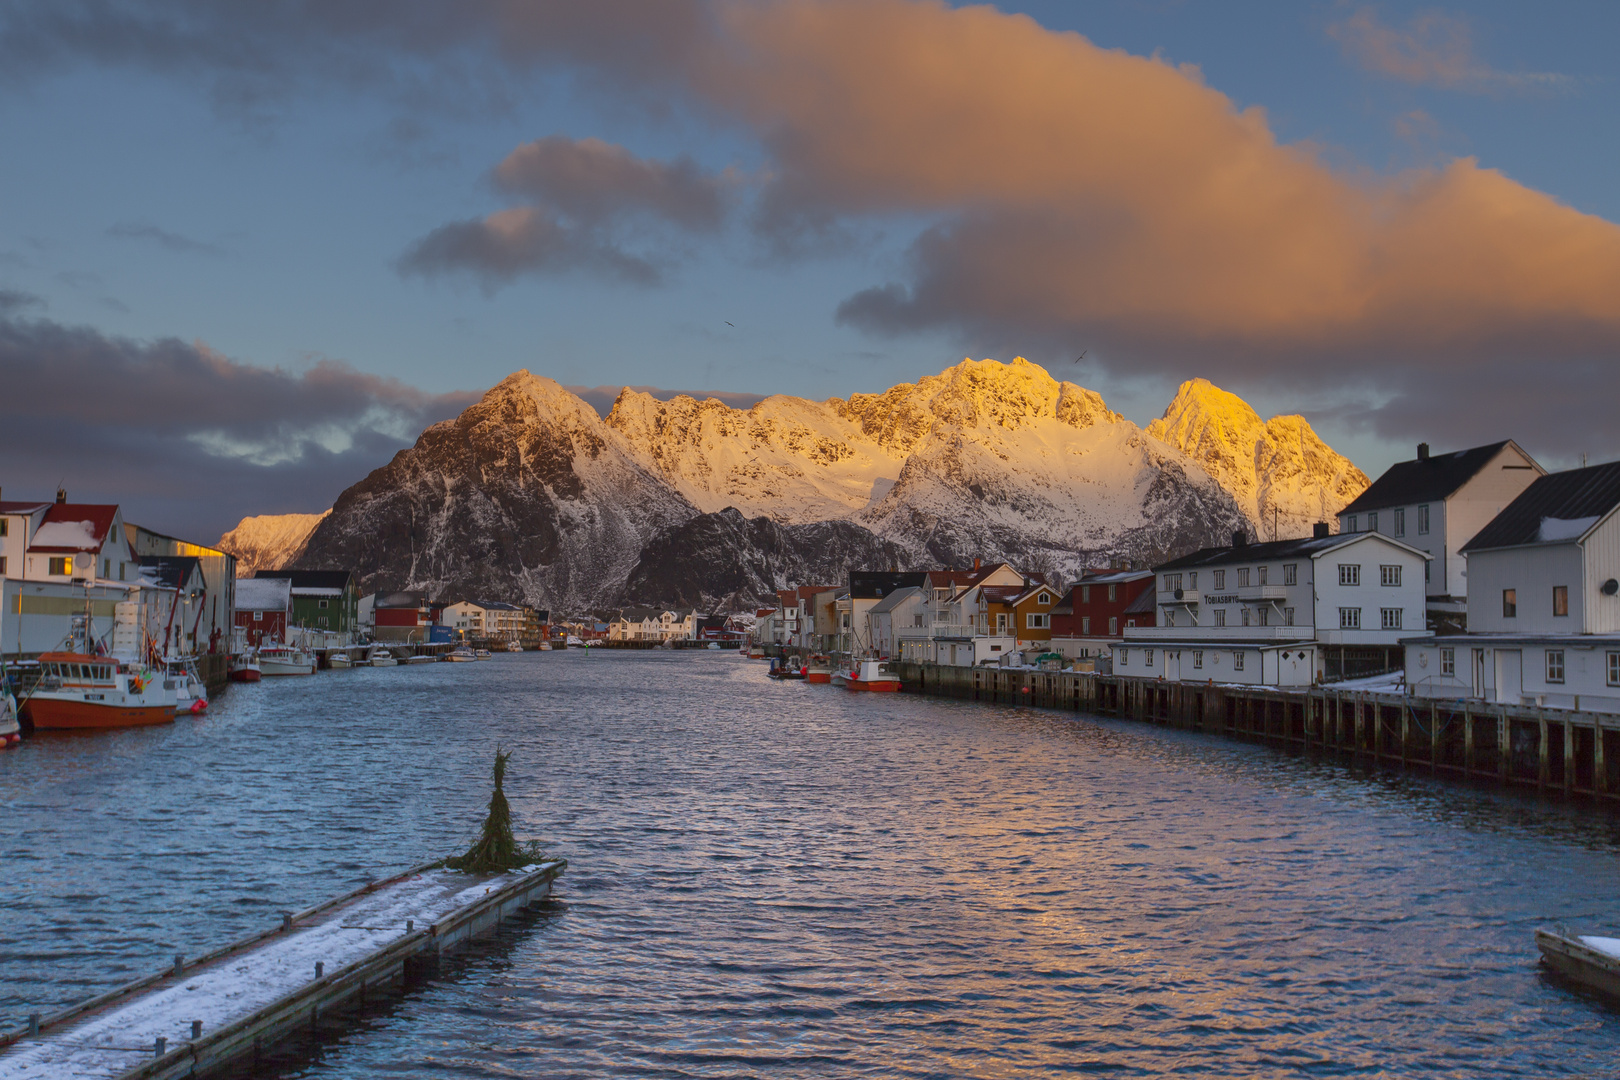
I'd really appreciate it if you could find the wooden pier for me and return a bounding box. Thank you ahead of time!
[0,860,565,1080]
[893,662,1620,801]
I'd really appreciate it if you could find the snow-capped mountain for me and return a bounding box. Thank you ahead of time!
[1146,378,1368,540]
[217,511,330,576]
[288,359,1369,610]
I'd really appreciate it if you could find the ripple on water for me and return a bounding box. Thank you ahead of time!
[3,651,1620,1077]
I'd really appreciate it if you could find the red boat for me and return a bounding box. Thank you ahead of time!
[26,653,178,730]
[228,652,262,682]
[832,658,901,692]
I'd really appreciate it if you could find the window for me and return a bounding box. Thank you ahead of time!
[1553,586,1569,617]
[1126,618,1136,628]
[1119,648,1129,666]
[1441,648,1455,677]
[1213,609,1226,627]
[1368,512,1379,533]
[1026,613,1049,629]
[1108,616,1118,635]
[1080,585,1090,603]
[1339,564,1360,586]
[1380,565,1401,587]
[1609,651,1620,688]
[0,519,6,536]
[1258,607,1269,627]
[1038,592,1050,605]
[913,614,925,628]
[1424,562,1430,583]
[997,613,1008,633]
[1502,589,1517,618]
[1163,610,1175,628]
[1188,572,1198,590]
[1240,608,1250,627]
[318,599,330,609]
[1193,651,1203,669]
[1238,568,1251,587]
[1418,504,1430,535]
[1380,608,1402,630]
[1547,649,1565,684]
[1258,566,1269,585]
[1391,508,1404,537]
[102,559,110,578]
[0,557,5,575]
[1284,607,1295,626]
[119,563,126,581]
[1339,607,1362,629]
[253,611,263,622]
[1108,584,1118,602]
[1145,649,1154,668]
[1283,564,1297,586]
[1081,616,1090,634]
[1213,570,1226,589]
[48,556,72,576]
[1233,651,1245,671]
[1164,573,1182,592]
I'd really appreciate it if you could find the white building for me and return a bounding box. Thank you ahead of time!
[1337,440,1542,628]
[1404,460,1620,710]
[442,599,525,640]
[868,586,927,659]
[609,607,700,642]
[926,563,1028,665]
[1118,527,1430,686]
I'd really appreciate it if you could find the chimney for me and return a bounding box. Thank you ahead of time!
[1313,521,1330,539]
[973,557,981,570]
[1232,530,1247,549]
[55,487,66,504]
[1417,442,1429,461]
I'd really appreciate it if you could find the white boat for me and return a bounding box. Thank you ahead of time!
[565,635,584,648]
[166,658,209,714]
[1537,928,1620,997]
[706,642,721,650]
[832,657,902,692]
[1,687,19,746]
[506,640,523,652]
[474,648,493,661]
[368,647,398,668]
[447,646,478,662]
[259,644,317,676]
[538,641,553,651]
[328,652,353,669]
[402,653,437,665]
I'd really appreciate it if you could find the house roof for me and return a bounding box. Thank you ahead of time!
[980,585,1025,604]
[255,569,355,592]
[28,504,120,553]
[1157,532,1364,571]
[848,571,929,600]
[1123,588,1157,615]
[137,555,202,590]
[1077,568,1155,584]
[867,585,921,615]
[374,591,426,608]
[236,577,292,611]
[1462,460,1620,552]
[0,500,50,514]
[1340,440,1527,515]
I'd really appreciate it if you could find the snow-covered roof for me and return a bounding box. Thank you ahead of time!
[236,577,292,611]
[868,586,921,615]
[28,505,120,553]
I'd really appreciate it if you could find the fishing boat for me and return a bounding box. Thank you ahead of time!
[747,646,765,659]
[474,648,493,660]
[447,645,478,662]
[565,635,585,648]
[805,654,833,684]
[26,652,178,729]
[166,658,209,714]
[259,643,316,676]
[768,656,807,680]
[0,688,19,746]
[402,652,437,665]
[706,641,721,650]
[228,651,262,682]
[368,646,398,668]
[1536,928,1620,997]
[506,640,524,652]
[832,657,901,692]
[328,651,353,669]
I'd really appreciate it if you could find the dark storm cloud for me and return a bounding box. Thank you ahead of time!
[107,221,228,257]
[0,311,477,542]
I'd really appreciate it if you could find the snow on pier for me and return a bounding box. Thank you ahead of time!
[0,860,564,1080]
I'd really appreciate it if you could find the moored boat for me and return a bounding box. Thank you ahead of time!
[832,657,901,691]
[368,646,398,668]
[447,646,478,662]
[328,651,353,669]
[166,658,209,714]
[506,640,524,652]
[402,653,437,664]
[26,652,177,729]
[228,651,262,682]
[474,648,493,660]
[538,641,553,651]
[805,654,833,683]
[259,644,316,676]
[1,688,19,745]
[1536,928,1620,997]
[768,656,807,680]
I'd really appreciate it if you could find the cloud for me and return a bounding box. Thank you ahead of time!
[0,310,477,542]
[1327,7,1570,95]
[0,287,43,314]
[402,136,731,288]
[108,221,228,256]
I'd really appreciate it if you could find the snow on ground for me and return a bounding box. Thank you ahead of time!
[1324,672,1406,693]
[0,864,559,1080]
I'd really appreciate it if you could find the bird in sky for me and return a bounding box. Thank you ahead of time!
[725,321,735,327]
[1073,349,1087,364]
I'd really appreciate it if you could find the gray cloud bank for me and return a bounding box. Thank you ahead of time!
[0,309,476,542]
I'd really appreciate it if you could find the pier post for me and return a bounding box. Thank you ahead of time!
[1464,704,1474,776]
[1333,692,1343,750]
[1354,695,1365,754]
[1597,717,1608,795]
[1430,702,1440,772]
[1565,717,1576,794]
[1538,710,1550,790]
[1499,708,1511,782]
[1399,701,1409,767]
[1372,698,1383,760]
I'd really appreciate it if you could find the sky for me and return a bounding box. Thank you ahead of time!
[2,0,1618,542]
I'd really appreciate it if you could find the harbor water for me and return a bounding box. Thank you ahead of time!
[2,650,1618,1076]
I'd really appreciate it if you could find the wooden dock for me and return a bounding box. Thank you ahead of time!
[893,662,1620,801]
[0,860,565,1080]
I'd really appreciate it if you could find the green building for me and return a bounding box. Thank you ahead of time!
[253,570,360,638]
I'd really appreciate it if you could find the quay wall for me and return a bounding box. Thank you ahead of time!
[892,662,1620,802]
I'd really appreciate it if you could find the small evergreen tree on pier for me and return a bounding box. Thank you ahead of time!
[446,748,547,872]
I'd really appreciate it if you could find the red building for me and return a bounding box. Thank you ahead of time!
[234,577,291,647]
[1050,569,1156,658]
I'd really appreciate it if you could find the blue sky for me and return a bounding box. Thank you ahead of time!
[2,1,1617,539]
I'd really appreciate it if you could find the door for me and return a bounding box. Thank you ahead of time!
[1494,649,1521,705]
[996,613,1008,635]
[1472,648,1485,698]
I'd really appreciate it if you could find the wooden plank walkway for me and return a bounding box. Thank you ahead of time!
[0,860,565,1080]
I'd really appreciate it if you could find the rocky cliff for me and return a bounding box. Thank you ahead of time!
[217,511,330,576]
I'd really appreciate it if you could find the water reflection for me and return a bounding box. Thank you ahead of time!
[3,650,1619,1076]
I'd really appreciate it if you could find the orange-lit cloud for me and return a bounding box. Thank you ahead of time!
[1327,7,1569,94]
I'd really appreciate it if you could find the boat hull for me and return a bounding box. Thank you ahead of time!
[1537,929,1620,997]
[805,671,832,683]
[259,660,315,676]
[229,667,261,682]
[30,698,175,729]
